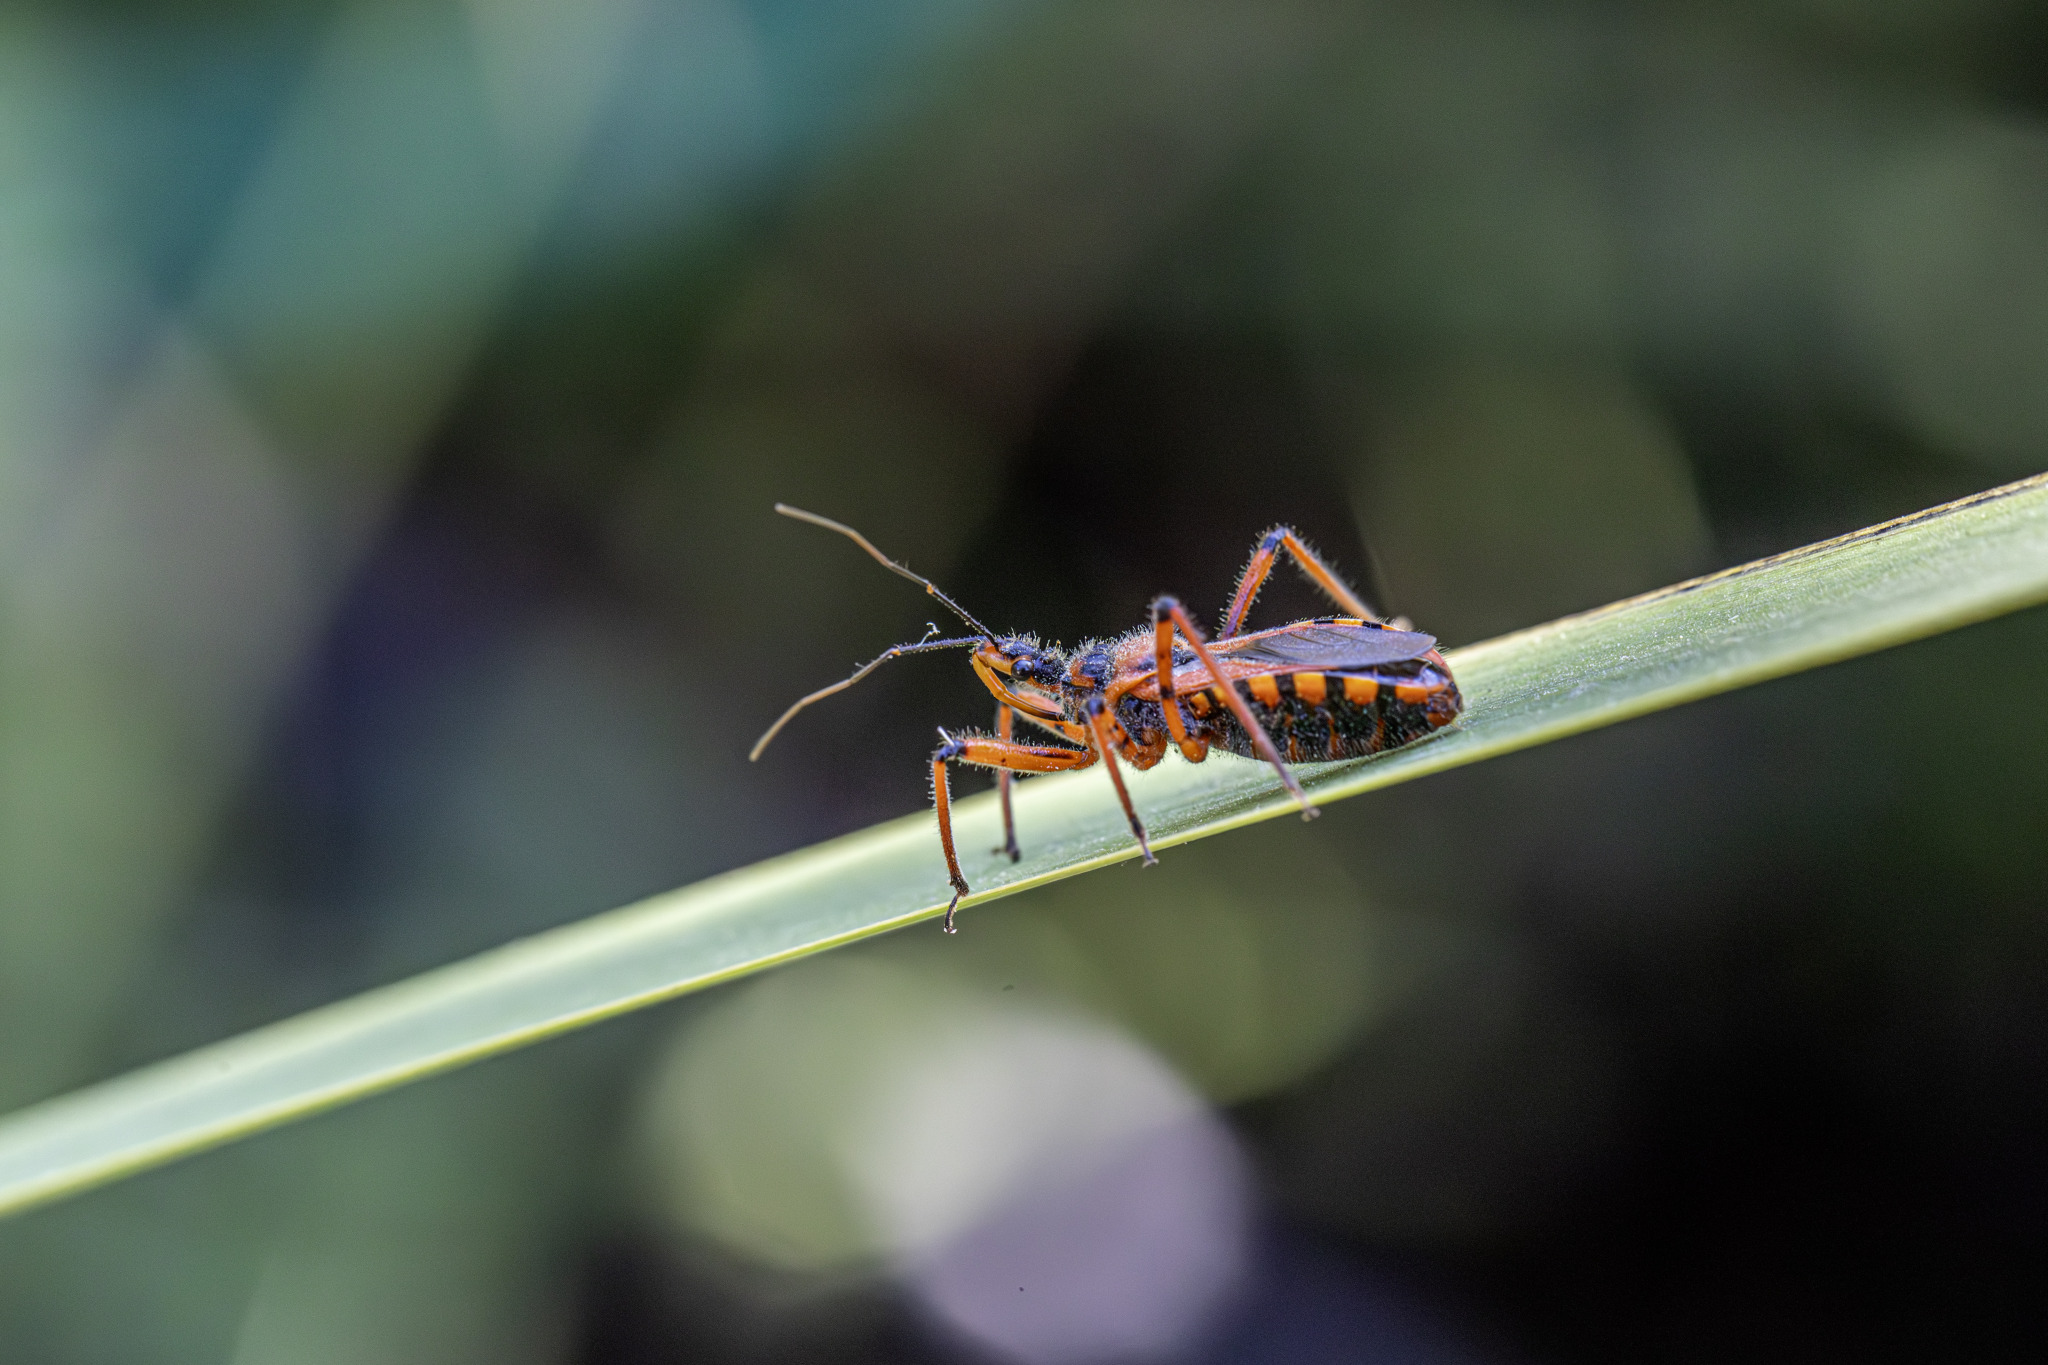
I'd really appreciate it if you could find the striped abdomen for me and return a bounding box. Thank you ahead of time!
[1120,660,1462,763]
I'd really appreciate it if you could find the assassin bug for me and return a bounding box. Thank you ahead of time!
[750,505,1462,931]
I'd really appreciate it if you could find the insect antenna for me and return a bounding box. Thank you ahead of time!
[774,504,996,640]
[749,628,982,761]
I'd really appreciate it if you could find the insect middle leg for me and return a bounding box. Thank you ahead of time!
[1152,595,1318,819]
[1220,526,1376,637]
[1082,696,1158,870]
[932,732,1094,932]
[1150,608,1210,764]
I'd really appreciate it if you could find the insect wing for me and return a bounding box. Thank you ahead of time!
[1214,622,1438,670]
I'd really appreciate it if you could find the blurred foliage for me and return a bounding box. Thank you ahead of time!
[6,465,2040,1238]
[0,0,2045,1361]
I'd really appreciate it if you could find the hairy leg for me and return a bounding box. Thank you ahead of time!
[932,731,1093,931]
[992,703,1021,861]
[1221,526,1376,638]
[1083,696,1157,868]
[1152,596,1318,818]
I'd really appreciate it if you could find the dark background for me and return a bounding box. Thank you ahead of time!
[0,2,2044,1361]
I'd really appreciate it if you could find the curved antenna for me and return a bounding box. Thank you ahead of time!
[775,504,995,640]
[750,631,982,761]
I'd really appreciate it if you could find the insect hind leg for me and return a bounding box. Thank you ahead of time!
[1220,527,1377,637]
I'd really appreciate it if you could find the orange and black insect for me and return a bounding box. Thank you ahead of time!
[751,505,1463,931]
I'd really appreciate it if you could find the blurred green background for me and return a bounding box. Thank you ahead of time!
[2,1,2046,1361]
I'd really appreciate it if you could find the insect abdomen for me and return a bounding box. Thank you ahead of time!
[1132,663,1461,763]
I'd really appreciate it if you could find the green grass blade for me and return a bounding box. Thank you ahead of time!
[1,472,2044,1219]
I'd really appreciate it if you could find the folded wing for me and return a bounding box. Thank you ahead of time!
[1130,621,1443,699]
[1210,622,1438,669]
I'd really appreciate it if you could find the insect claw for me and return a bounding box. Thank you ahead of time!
[943,890,963,933]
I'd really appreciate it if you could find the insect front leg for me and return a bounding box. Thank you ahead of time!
[992,703,1021,861]
[932,730,1095,932]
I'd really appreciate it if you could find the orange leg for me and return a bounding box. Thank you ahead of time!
[1153,596,1318,819]
[1083,696,1157,868]
[1220,526,1377,638]
[1151,611,1209,764]
[933,731,1094,931]
[992,703,1021,862]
